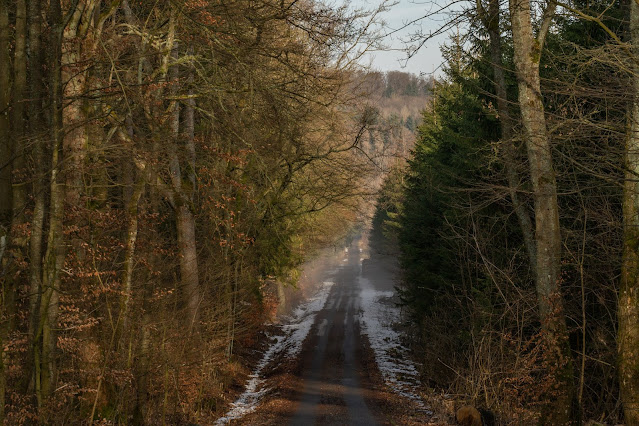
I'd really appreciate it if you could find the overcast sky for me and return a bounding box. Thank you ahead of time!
[346,0,455,77]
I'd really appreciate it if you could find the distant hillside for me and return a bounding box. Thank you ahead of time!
[355,70,433,171]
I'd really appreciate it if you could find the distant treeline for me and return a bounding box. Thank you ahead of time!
[362,70,433,98]
[355,71,433,173]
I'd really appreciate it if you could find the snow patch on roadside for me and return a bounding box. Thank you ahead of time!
[358,276,429,411]
[281,279,334,357]
[216,279,335,424]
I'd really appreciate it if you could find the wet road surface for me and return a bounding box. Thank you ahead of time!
[221,240,435,425]
[290,243,378,425]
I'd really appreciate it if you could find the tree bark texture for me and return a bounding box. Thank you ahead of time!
[27,0,46,394]
[508,0,574,422]
[481,0,537,276]
[0,0,10,227]
[182,55,200,322]
[62,1,94,206]
[177,205,200,324]
[120,173,144,327]
[167,26,200,324]
[0,2,11,415]
[11,0,28,227]
[619,0,639,422]
[37,0,66,403]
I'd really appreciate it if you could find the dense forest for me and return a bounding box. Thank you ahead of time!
[0,0,414,423]
[359,71,432,193]
[7,0,639,424]
[363,71,432,162]
[372,0,639,423]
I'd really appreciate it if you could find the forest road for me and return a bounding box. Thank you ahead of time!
[226,240,434,425]
[289,243,378,426]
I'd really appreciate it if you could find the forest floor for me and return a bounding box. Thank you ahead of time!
[216,241,454,425]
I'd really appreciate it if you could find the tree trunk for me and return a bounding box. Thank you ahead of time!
[133,312,151,424]
[177,205,200,325]
[38,0,66,404]
[508,0,574,422]
[184,47,196,193]
[62,2,90,207]
[11,0,27,227]
[121,173,144,326]
[182,49,199,322]
[0,2,11,416]
[619,0,639,422]
[27,0,46,394]
[482,0,536,272]
[4,5,28,355]
[167,26,200,324]
[0,0,10,228]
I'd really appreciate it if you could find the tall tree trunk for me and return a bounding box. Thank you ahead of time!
[0,2,11,417]
[479,0,536,272]
[62,2,90,207]
[38,0,66,405]
[133,309,151,424]
[619,0,639,422]
[27,0,46,394]
[182,49,199,322]
[508,0,574,422]
[0,1,29,417]
[0,0,10,229]
[167,24,200,324]
[5,2,28,344]
[177,205,200,324]
[120,173,144,326]
[11,0,28,227]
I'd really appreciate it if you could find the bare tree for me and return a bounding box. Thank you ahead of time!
[620,0,639,421]
[0,0,10,231]
[475,0,536,272]
[508,0,574,421]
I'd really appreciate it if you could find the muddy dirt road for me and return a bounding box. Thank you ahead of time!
[218,240,436,425]
[289,245,377,425]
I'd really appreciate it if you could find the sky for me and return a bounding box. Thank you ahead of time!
[345,0,455,77]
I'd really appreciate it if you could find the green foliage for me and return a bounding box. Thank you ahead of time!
[370,164,405,254]
[398,69,492,316]
[390,2,627,420]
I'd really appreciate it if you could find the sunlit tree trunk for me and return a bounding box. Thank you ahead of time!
[121,172,144,326]
[62,3,90,207]
[183,48,199,322]
[508,0,574,422]
[167,20,200,324]
[619,0,639,422]
[177,205,200,323]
